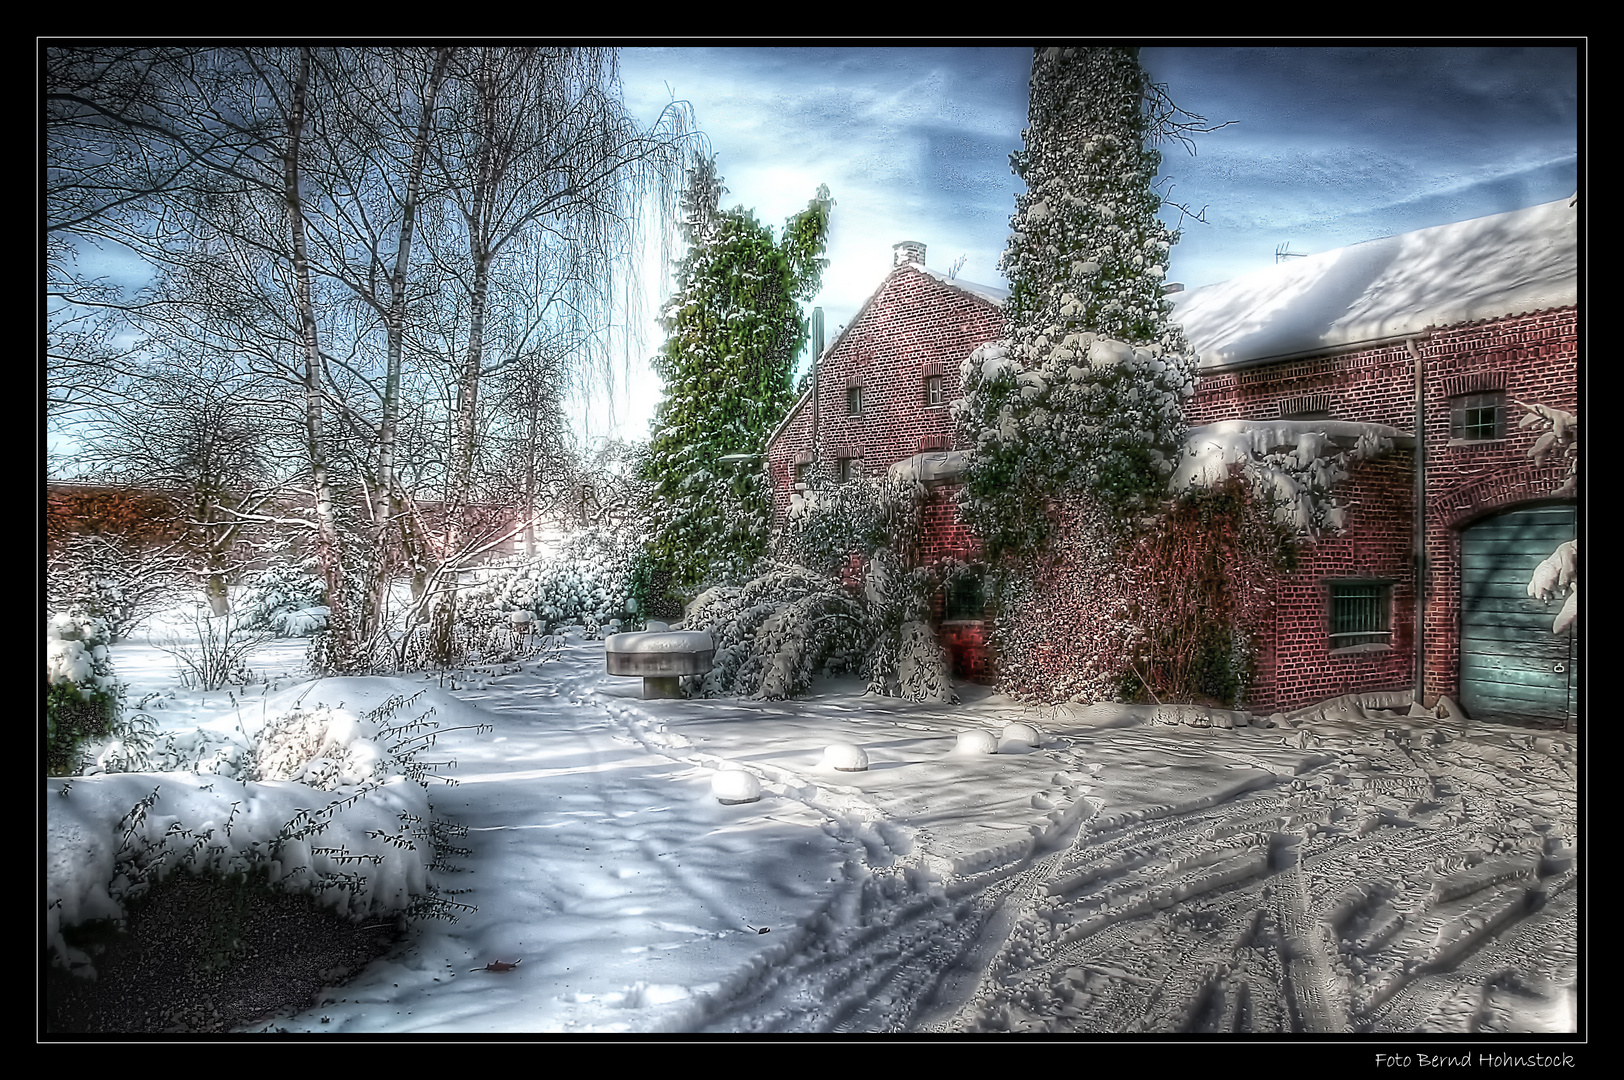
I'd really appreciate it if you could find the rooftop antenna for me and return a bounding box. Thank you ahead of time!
[1275,242,1306,263]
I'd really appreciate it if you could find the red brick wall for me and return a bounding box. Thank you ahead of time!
[766,265,1003,682]
[767,266,1004,532]
[1185,306,1578,711]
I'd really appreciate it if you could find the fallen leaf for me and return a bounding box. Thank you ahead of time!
[472,958,522,973]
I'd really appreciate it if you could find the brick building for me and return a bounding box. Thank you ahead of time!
[765,201,1580,724]
[1172,196,1579,723]
[763,241,1005,679]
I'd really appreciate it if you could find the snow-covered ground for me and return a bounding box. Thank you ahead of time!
[45,620,1580,1036]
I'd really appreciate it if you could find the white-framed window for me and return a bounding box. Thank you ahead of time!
[926,374,944,406]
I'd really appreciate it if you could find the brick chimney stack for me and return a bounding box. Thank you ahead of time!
[893,241,926,268]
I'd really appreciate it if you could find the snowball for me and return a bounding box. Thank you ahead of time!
[952,730,999,755]
[712,767,762,804]
[822,743,869,772]
[1000,722,1043,747]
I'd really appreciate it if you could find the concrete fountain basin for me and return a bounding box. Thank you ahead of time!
[605,628,715,699]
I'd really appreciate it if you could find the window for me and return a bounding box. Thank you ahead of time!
[794,461,811,487]
[837,456,858,483]
[846,385,863,416]
[945,572,986,621]
[1451,391,1505,442]
[1329,581,1392,650]
[926,375,944,406]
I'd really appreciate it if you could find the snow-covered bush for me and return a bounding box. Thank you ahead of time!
[1518,400,1578,637]
[45,610,124,776]
[1519,401,1577,498]
[1527,539,1577,635]
[686,565,872,700]
[237,563,329,638]
[459,522,643,651]
[1169,419,1399,536]
[250,704,398,791]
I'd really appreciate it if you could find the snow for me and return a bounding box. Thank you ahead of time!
[821,742,869,772]
[605,630,715,655]
[1170,418,1413,533]
[1170,198,1578,371]
[44,617,1579,1036]
[710,766,763,804]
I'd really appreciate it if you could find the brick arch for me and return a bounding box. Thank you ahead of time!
[1434,463,1572,530]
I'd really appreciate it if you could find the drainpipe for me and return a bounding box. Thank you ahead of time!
[812,306,824,483]
[1406,335,1427,707]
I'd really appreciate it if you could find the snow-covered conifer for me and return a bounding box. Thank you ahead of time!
[959,47,1196,556]
[642,155,833,612]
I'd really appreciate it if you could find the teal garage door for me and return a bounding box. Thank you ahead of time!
[1459,503,1578,725]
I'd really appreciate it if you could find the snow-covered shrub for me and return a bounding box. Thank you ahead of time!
[460,522,643,650]
[1519,400,1577,498]
[1527,539,1577,635]
[686,565,872,700]
[250,704,397,791]
[237,563,329,637]
[45,610,124,776]
[1518,400,1578,637]
[1168,419,1399,537]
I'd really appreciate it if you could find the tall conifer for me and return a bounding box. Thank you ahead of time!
[642,155,833,613]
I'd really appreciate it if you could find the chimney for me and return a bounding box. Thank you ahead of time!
[893,241,926,268]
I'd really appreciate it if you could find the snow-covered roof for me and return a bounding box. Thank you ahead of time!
[1170,197,1578,372]
[887,450,971,483]
[907,263,1010,306]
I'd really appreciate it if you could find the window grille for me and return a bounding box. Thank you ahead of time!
[1329,581,1392,648]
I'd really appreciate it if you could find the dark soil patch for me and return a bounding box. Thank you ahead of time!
[45,868,405,1034]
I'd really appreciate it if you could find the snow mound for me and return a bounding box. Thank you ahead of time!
[822,742,869,772]
[952,730,999,755]
[712,766,762,804]
[1001,722,1044,747]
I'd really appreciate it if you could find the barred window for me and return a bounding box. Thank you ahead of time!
[1451,391,1505,441]
[1329,581,1392,650]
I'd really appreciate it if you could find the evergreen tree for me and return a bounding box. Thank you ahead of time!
[958,46,1197,558]
[642,155,833,614]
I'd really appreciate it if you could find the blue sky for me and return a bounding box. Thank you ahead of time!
[602,44,1579,438]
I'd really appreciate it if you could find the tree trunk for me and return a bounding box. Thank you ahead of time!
[283,47,355,671]
[371,47,452,639]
